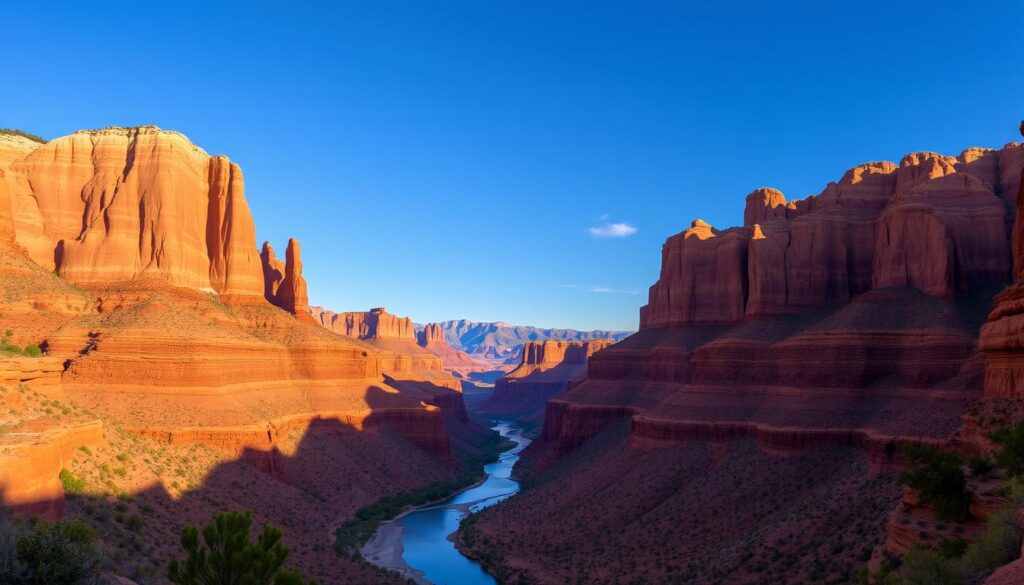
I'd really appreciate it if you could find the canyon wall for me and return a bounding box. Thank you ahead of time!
[479,340,615,425]
[1,127,266,300]
[311,306,417,340]
[540,139,1023,465]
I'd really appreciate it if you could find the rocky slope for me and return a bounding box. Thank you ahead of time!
[457,135,1024,584]
[0,127,484,584]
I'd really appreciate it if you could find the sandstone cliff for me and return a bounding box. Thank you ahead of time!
[1,127,266,299]
[480,340,614,427]
[418,322,491,374]
[261,238,314,322]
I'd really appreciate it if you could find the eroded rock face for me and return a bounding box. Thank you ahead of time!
[311,306,417,340]
[979,123,1024,397]
[0,127,265,299]
[261,239,313,321]
[642,146,1020,328]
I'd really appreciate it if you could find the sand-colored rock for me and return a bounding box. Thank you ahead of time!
[311,306,417,340]
[0,127,265,298]
[418,322,490,373]
[743,187,788,226]
[261,239,314,322]
[0,421,104,520]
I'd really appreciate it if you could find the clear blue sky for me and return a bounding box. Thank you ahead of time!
[4,1,1023,331]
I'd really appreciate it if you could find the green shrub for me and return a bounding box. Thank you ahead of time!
[59,468,87,494]
[898,444,971,521]
[21,345,41,358]
[0,129,46,144]
[991,421,1024,478]
[8,519,100,584]
[167,510,316,585]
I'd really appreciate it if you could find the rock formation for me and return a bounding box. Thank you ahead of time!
[261,238,314,322]
[1,127,266,299]
[979,122,1024,398]
[642,145,1021,328]
[424,319,632,365]
[311,306,417,340]
[456,131,1024,585]
[417,322,491,375]
[480,340,614,425]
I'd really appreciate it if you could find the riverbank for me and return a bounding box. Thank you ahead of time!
[360,422,530,585]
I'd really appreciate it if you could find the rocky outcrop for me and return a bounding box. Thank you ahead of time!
[980,123,1024,398]
[311,306,417,340]
[0,356,63,387]
[480,340,614,423]
[0,421,104,520]
[261,239,314,322]
[540,137,1023,473]
[418,322,490,373]
[1,127,266,299]
[641,145,1020,328]
[425,320,632,365]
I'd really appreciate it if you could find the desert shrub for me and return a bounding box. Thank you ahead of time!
[59,469,87,494]
[21,345,41,358]
[991,420,1024,478]
[0,331,43,358]
[3,519,101,585]
[167,510,316,585]
[898,444,971,521]
[0,129,46,144]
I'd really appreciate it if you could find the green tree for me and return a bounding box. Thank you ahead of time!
[991,421,1024,478]
[898,444,971,521]
[12,519,100,585]
[167,511,316,585]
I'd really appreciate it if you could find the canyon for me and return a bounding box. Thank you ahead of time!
[456,133,1024,584]
[4,122,1024,585]
[0,127,486,583]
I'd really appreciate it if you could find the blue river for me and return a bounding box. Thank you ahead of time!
[396,421,530,584]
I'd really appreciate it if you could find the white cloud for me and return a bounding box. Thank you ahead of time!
[588,286,640,295]
[588,222,637,239]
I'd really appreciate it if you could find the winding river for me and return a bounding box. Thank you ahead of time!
[361,421,531,585]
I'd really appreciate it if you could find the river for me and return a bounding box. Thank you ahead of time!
[361,421,531,585]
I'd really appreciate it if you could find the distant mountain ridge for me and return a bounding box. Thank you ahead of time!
[415,320,633,363]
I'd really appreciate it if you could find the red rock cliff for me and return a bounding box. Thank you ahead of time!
[641,145,1021,328]
[980,122,1024,397]
[312,307,417,340]
[1,127,266,299]
[261,238,314,322]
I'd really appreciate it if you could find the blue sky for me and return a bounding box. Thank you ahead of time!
[4,1,1023,331]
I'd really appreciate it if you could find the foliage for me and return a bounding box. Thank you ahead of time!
[0,519,100,585]
[59,468,87,494]
[898,444,972,521]
[167,511,316,585]
[991,420,1024,478]
[867,479,1024,585]
[0,331,44,358]
[0,129,46,144]
[334,475,476,557]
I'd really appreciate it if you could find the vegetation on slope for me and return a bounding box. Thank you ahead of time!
[0,331,42,357]
[334,428,511,559]
[168,511,317,585]
[0,129,46,144]
[0,516,101,584]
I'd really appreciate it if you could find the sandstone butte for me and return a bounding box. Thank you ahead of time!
[417,322,493,377]
[479,339,614,426]
[0,127,474,533]
[452,130,1024,584]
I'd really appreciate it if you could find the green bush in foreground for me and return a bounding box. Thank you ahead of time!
[0,331,44,358]
[898,444,971,521]
[991,420,1024,478]
[168,511,316,585]
[0,519,100,585]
